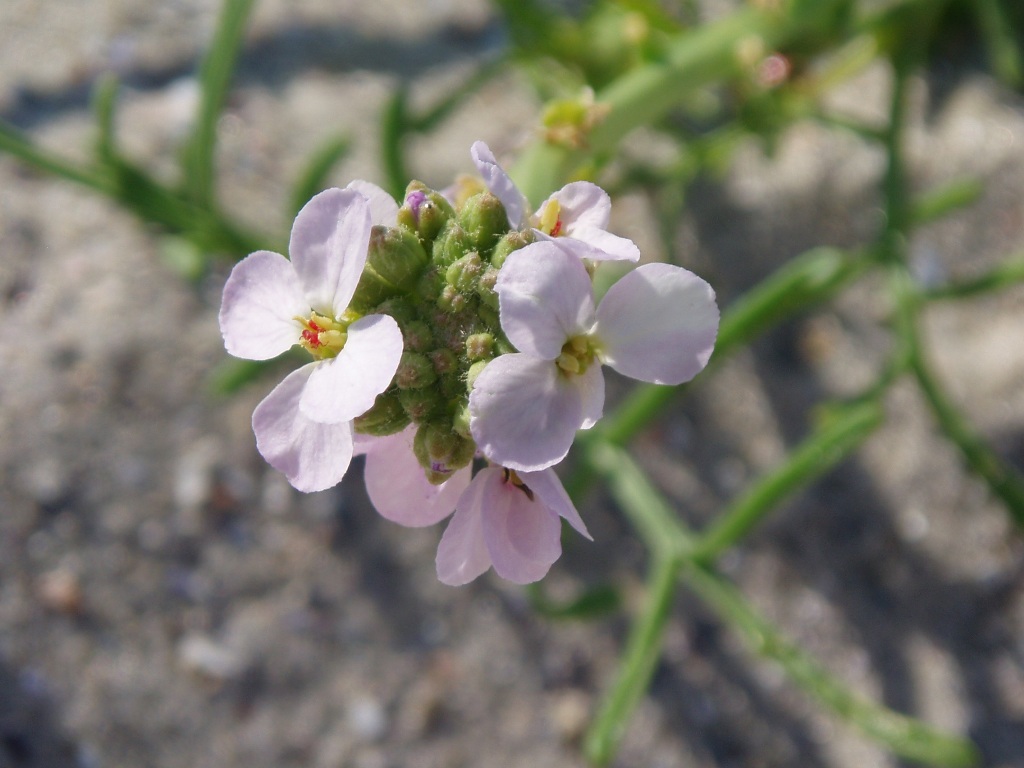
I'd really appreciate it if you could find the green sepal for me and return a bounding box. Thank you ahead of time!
[352,390,411,436]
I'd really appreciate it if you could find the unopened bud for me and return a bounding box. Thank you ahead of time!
[476,266,500,310]
[466,333,494,361]
[366,225,429,292]
[445,252,483,293]
[353,391,410,436]
[430,348,458,375]
[402,320,434,352]
[466,359,490,392]
[396,351,438,390]
[416,268,445,302]
[397,182,454,244]
[413,423,476,481]
[458,192,509,254]
[491,229,535,268]
[452,401,472,439]
[432,221,475,270]
[437,285,468,314]
[399,388,440,422]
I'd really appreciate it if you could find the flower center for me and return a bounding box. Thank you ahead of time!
[556,334,596,376]
[502,467,535,500]
[535,199,563,237]
[296,311,348,360]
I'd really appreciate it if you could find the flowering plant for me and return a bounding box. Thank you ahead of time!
[219,142,719,585]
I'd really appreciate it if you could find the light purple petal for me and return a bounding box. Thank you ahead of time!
[470,141,528,229]
[543,182,610,230]
[496,243,596,359]
[482,470,562,584]
[520,468,592,540]
[469,354,583,472]
[346,180,399,227]
[289,187,372,317]
[252,364,354,493]
[364,429,471,527]
[595,263,719,385]
[300,313,403,424]
[436,473,494,586]
[562,225,641,262]
[576,363,605,430]
[219,250,307,360]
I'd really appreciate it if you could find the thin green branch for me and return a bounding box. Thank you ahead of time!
[181,0,256,208]
[683,565,981,767]
[689,399,884,564]
[922,254,1024,300]
[583,555,682,766]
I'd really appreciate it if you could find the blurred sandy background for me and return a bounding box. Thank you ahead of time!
[1,2,1024,766]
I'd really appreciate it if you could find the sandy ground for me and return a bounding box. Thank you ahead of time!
[1,2,1024,767]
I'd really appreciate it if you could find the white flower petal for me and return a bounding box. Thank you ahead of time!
[300,313,403,424]
[364,429,471,527]
[252,364,354,493]
[469,354,583,472]
[346,180,399,227]
[219,250,307,360]
[545,182,610,230]
[471,141,528,229]
[289,187,372,317]
[436,474,494,586]
[520,468,592,540]
[496,243,596,359]
[595,263,719,385]
[576,363,605,430]
[563,224,641,262]
[482,471,562,584]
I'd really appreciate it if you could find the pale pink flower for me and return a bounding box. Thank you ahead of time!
[355,429,472,527]
[436,465,591,586]
[470,242,719,472]
[219,187,403,492]
[470,141,640,262]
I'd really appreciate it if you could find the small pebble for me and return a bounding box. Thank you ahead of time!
[178,633,244,682]
[37,569,83,615]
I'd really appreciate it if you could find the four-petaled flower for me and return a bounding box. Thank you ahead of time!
[469,241,720,472]
[357,429,590,585]
[436,464,591,586]
[471,141,640,263]
[219,186,403,492]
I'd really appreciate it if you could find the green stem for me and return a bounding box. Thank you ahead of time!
[0,121,114,193]
[583,555,682,766]
[922,254,1024,300]
[181,0,256,208]
[689,399,884,564]
[880,50,1024,526]
[683,565,981,767]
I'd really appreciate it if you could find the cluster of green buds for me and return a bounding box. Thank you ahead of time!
[348,183,532,483]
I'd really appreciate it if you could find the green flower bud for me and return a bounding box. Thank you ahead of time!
[413,423,476,481]
[476,265,500,310]
[432,221,474,270]
[397,182,454,244]
[458,192,509,254]
[402,320,434,352]
[372,296,417,325]
[445,252,483,293]
[396,351,438,390]
[452,401,472,439]
[437,285,468,314]
[430,348,458,376]
[466,359,490,392]
[353,391,411,436]
[491,228,535,268]
[466,333,494,361]
[416,268,445,302]
[399,388,441,422]
[367,225,429,292]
